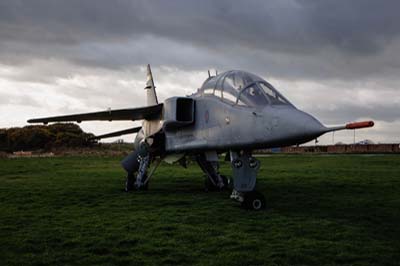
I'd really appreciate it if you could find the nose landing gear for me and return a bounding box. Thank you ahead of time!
[230,151,266,210]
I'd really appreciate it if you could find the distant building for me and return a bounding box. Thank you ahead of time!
[356,139,375,145]
[258,144,400,154]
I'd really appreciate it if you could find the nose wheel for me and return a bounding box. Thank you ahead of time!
[230,151,266,210]
[242,191,266,210]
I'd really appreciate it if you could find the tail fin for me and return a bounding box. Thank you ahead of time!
[145,64,158,106]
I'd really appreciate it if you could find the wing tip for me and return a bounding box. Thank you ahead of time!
[27,118,49,125]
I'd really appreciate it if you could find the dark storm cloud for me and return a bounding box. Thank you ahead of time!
[308,103,400,124]
[0,91,40,107]
[0,0,399,143]
[1,0,399,52]
[0,0,400,80]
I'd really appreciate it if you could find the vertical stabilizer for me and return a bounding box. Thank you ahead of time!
[145,64,158,106]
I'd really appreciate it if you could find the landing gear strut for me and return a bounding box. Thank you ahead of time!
[229,151,266,210]
[124,154,150,191]
[122,142,151,192]
[134,153,150,190]
[196,154,229,191]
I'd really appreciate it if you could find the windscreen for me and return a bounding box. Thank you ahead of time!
[237,84,269,106]
[200,70,293,107]
[258,82,290,105]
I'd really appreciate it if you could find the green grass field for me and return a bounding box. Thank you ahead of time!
[1,155,400,266]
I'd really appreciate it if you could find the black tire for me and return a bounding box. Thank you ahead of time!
[242,191,266,210]
[125,174,134,192]
[220,175,233,189]
[134,173,149,191]
[135,183,149,191]
[205,175,230,192]
[142,180,149,191]
[204,177,218,192]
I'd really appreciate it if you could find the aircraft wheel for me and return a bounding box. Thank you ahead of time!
[204,176,229,191]
[204,178,217,192]
[125,174,134,192]
[220,175,231,188]
[134,174,149,191]
[242,191,266,210]
[141,181,149,191]
[142,173,149,190]
[135,183,149,191]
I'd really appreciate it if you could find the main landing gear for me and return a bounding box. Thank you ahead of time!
[122,142,152,192]
[229,151,266,210]
[122,146,266,211]
[124,153,150,191]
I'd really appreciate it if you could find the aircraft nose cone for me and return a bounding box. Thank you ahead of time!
[261,106,327,145]
[294,110,326,138]
[303,112,325,133]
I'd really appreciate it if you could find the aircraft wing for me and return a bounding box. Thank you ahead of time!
[89,126,142,140]
[28,104,163,124]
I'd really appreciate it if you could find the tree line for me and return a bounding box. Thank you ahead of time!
[0,123,96,152]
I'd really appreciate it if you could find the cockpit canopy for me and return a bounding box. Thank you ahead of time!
[199,70,293,107]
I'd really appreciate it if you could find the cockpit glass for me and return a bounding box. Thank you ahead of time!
[238,84,269,106]
[258,82,290,105]
[199,70,293,107]
[201,77,217,95]
[224,71,260,90]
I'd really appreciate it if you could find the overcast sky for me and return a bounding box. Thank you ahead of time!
[0,0,399,144]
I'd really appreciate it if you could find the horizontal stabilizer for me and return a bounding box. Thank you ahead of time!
[89,126,142,140]
[28,104,163,124]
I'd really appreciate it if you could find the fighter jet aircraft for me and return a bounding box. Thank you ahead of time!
[28,65,374,210]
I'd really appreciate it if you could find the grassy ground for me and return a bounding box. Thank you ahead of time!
[0,154,399,266]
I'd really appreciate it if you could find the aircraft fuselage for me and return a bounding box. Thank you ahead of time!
[162,95,326,153]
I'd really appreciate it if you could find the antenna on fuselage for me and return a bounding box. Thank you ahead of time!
[207,70,211,78]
